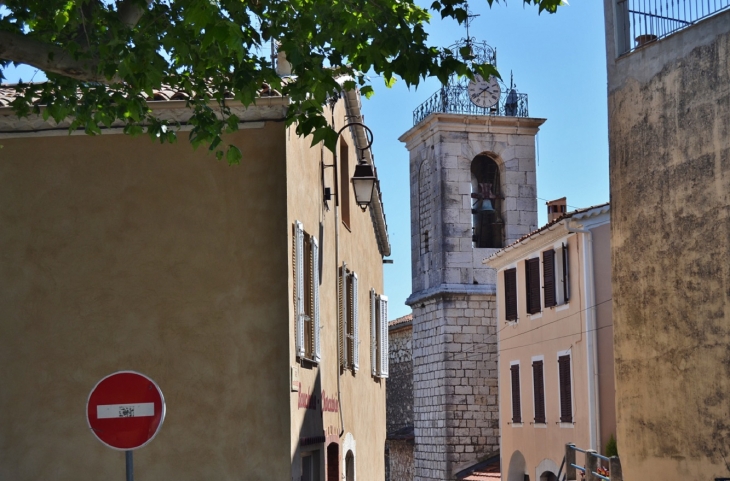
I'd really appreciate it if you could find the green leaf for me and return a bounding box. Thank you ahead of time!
[360,85,375,99]
[226,145,243,165]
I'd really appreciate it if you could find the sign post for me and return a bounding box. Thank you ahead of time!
[87,371,166,480]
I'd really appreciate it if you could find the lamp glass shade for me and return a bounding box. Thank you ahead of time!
[351,164,376,209]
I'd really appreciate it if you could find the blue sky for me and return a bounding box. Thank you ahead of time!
[2,0,609,321]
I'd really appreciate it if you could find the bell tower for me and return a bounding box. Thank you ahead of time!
[399,31,545,481]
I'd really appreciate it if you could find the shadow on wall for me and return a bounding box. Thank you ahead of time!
[292,370,336,481]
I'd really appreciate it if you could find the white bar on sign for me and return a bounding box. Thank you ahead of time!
[97,402,155,419]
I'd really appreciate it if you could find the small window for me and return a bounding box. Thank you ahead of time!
[543,249,556,308]
[532,360,546,424]
[340,140,351,229]
[301,451,320,481]
[339,264,359,372]
[525,257,541,314]
[294,221,320,363]
[510,363,521,423]
[558,354,573,423]
[371,290,389,378]
[504,268,518,321]
[562,243,570,304]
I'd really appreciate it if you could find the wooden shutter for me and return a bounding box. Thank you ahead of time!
[510,364,521,423]
[543,249,556,308]
[504,268,517,321]
[371,289,377,376]
[312,237,321,363]
[562,243,570,304]
[294,221,305,359]
[525,258,541,314]
[339,263,347,368]
[379,295,389,378]
[351,273,359,372]
[558,355,573,422]
[532,360,546,424]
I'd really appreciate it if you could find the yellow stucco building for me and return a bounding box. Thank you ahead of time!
[0,85,389,480]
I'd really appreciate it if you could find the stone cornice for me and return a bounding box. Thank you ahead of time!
[406,283,496,306]
[398,113,546,150]
[0,97,290,138]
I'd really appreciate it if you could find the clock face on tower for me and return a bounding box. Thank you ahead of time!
[467,74,501,108]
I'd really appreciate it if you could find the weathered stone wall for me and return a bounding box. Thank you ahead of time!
[412,294,499,481]
[388,324,414,433]
[387,440,415,481]
[604,8,730,479]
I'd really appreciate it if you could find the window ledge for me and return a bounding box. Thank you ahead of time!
[528,312,542,320]
[559,422,575,428]
[556,303,570,312]
[511,422,524,428]
[532,423,547,428]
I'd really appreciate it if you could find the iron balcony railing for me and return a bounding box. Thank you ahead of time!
[412,86,529,126]
[616,0,730,55]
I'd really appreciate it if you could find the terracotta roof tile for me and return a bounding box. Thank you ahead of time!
[389,313,413,328]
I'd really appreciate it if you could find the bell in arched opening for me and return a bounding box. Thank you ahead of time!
[470,155,504,248]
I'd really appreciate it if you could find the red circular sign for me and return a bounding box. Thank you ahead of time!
[87,371,166,451]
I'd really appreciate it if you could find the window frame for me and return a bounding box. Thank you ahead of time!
[532,356,546,425]
[339,263,359,372]
[557,350,574,425]
[294,221,321,364]
[371,289,389,378]
[504,267,518,321]
[525,257,542,315]
[510,361,522,425]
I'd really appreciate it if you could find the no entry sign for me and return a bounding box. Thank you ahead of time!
[87,371,166,451]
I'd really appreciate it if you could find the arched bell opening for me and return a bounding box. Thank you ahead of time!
[470,154,504,248]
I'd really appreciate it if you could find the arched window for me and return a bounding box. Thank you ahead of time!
[345,450,355,481]
[470,155,504,248]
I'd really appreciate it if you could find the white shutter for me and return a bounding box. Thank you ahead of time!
[312,237,321,363]
[371,289,377,377]
[294,221,305,359]
[351,273,359,372]
[379,295,389,378]
[339,263,347,368]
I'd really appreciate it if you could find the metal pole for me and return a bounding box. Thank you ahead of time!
[126,451,134,481]
[565,444,576,480]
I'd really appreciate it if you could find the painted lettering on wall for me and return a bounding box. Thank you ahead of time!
[297,387,339,413]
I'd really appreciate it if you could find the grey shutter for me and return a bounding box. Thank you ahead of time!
[379,295,389,378]
[510,364,521,423]
[295,221,305,359]
[312,237,321,363]
[371,289,377,376]
[525,257,541,314]
[505,268,518,321]
[543,249,556,308]
[351,273,359,372]
[558,355,573,422]
[532,360,545,423]
[339,263,347,368]
[562,243,570,303]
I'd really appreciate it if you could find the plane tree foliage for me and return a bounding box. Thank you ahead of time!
[0,0,561,162]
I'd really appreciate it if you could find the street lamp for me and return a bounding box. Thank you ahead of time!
[323,121,377,211]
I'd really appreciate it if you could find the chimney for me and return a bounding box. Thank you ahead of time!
[275,44,292,77]
[546,197,567,223]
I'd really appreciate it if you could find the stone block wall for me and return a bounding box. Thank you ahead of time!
[387,440,415,481]
[388,322,414,433]
[412,294,499,481]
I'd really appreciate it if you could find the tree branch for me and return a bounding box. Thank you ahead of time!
[117,0,154,29]
[0,31,121,83]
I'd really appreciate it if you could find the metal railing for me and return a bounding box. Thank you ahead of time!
[412,86,529,126]
[616,0,730,55]
[561,443,622,481]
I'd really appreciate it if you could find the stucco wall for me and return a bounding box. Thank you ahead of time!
[604,9,730,479]
[0,125,292,480]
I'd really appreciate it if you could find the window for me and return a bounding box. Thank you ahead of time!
[340,140,351,229]
[561,243,570,304]
[558,354,573,423]
[470,155,504,248]
[294,221,320,363]
[301,451,320,481]
[525,257,541,314]
[532,359,546,424]
[371,289,389,378]
[339,263,359,372]
[510,362,521,423]
[543,249,556,308]
[504,268,518,321]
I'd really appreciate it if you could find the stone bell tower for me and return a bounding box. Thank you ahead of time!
[399,37,545,481]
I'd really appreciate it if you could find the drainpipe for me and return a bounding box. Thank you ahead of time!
[331,113,346,439]
[566,220,600,452]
